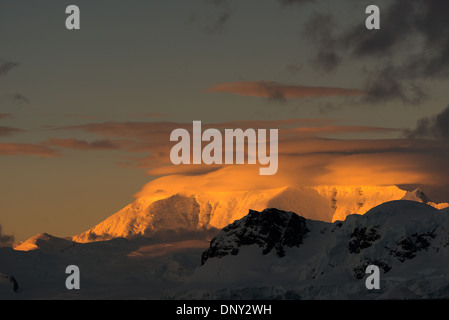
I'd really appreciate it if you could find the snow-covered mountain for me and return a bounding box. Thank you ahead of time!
[0,236,209,299]
[72,186,448,243]
[14,233,75,254]
[171,201,449,299]
[2,199,449,299]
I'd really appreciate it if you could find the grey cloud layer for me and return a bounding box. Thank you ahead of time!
[405,104,449,140]
[0,225,14,247]
[303,0,449,105]
[0,60,19,76]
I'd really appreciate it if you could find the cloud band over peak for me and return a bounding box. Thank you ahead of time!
[205,81,366,101]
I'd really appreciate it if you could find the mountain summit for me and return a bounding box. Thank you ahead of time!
[4,199,449,299]
[201,208,310,265]
[72,185,448,243]
[175,200,449,299]
[14,233,74,254]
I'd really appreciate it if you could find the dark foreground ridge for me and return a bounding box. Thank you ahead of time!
[1,200,449,299]
[201,208,310,265]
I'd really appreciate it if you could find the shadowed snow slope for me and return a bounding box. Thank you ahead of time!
[2,200,449,299]
[171,201,449,299]
[14,233,75,254]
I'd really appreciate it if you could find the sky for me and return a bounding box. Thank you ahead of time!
[2,0,449,242]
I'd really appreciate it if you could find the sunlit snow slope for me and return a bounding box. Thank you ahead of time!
[72,186,448,243]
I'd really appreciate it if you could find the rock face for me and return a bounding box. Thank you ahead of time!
[348,225,381,254]
[72,185,449,243]
[0,273,19,295]
[201,208,310,265]
[176,200,449,299]
[3,200,449,299]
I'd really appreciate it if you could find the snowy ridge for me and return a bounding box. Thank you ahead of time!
[171,201,449,299]
[72,185,448,243]
[14,233,75,254]
[72,189,287,243]
[2,199,449,299]
[201,208,310,264]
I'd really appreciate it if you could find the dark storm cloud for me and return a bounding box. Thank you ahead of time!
[259,82,288,103]
[202,0,233,34]
[0,225,14,247]
[362,66,428,105]
[303,13,340,73]
[203,0,315,35]
[7,93,29,105]
[342,1,415,59]
[0,60,19,76]
[0,59,29,105]
[404,104,449,140]
[303,0,449,105]
[205,9,232,34]
[347,1,449,78]
[330,0,449,76]
[0,93,30,106]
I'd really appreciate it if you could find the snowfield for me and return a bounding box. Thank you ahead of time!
[172,201,449,299]
[1,189,449,300]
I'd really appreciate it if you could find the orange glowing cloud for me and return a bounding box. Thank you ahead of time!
[53,118,449,193]
[135,164,290,199]
[135,149,446,202]
[134,134,449,201]
[146,164,223,177]
[313,153,437,186]
[205,81,366,100]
